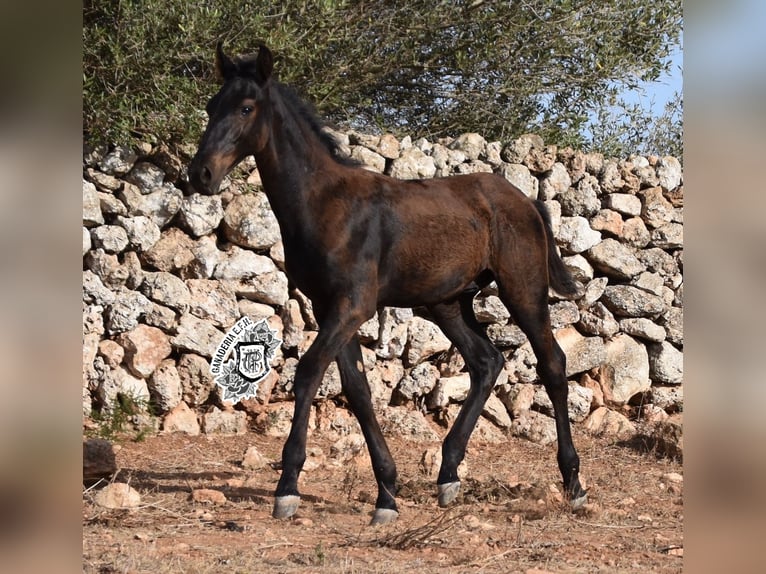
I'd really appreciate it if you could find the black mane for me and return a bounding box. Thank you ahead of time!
[272,82,359,167]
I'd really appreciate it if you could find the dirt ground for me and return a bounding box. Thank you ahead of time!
[82,421,682,574]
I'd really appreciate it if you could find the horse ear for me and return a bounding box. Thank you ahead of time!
[255,45,273,85]
[215,41,236,82]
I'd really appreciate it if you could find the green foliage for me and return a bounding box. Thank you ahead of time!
[587,90,683,159]
[88,392,156,442]
[83,0,682,150]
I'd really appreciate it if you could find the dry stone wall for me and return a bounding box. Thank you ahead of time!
[82,130,683,451]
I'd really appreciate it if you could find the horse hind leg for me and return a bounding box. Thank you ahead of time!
[496,271,587,509]
[428,295,505,507]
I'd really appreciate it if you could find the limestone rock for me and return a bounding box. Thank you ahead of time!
[94,483,142,509]
[223,192,282,250]
[601,334,650,404]
[178,193,224,237]
[118,324,172,378]
[583,407,636,439]
[162,401,201,435]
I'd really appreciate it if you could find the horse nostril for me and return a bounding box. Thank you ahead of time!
[201,166,212,185]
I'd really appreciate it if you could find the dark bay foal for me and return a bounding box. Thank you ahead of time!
[188,44,587,525]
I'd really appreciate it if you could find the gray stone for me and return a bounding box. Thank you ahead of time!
[142,228,196,272]
[602,334,650,404]
[83,270,116,307]
[186,279,239,329]
[651,223,683,249]
[501,134,544,164]
[223,192,282,249]
[83,226,92,256]
[83,180,104,227]
[389,147,436,180]
[583,407,636,439]
[426,373,470,409]
[178,193,224,237]
[579,276,608,308]
[171,314,224,359]
[602,285,666,318]
[162,401,200,435]
[604,193,642,217]
[149,359,183,412]
[539,162,571,200]
[176,353,217,406]
[586,238,644,280]
[119,183,183,227]
[143,303,177,331]
[394,362,440,403]
[511,410,557,445]
[619,318,666,342]
[380,407,440,442]
[83,438,117,482]
[97,365,151,413]
[229,269,289,306]
[90,225,130,254]
[106,288,153,334]
[140,271,191,312]
[620,217,652,248]
[350,146,386,172]
[550,301,580,328]
[648,341,683,384]
[661,307,683,346]
[183,235,222,279]
[578,302,620,337]
[650,385,683,412]
[555,326,607,376]
[214,247,276,280]
[640,187,674,228]
[98,146,137,176]
[486,323,527,348]
[405,317,451,366]
[202,407,248,435]
[125,161,165,192]
[656,156,683,191]
[449,132,486,161]
[533,383,594,422]
[116,215,161,252]
[482,393,512,428]
[498,163,538,198]
[599,160,626,193]
[557,216,601,254]
[473,295,510,324]
[558,177,600,217]
[118,324,172,379]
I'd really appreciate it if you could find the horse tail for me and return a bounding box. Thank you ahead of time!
[533,199,581,299]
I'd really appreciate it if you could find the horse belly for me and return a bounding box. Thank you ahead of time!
[378,233,487,307]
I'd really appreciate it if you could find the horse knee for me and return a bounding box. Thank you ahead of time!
[471,347,505,395]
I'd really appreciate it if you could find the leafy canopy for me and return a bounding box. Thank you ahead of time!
[83,0,682,154]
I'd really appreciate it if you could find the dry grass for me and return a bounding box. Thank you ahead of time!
[83,429,682,574]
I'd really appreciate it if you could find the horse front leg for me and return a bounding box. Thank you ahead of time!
[336,337,398,525]
[272,302,370,520]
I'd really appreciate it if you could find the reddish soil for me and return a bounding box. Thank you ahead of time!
[82,424,682,573]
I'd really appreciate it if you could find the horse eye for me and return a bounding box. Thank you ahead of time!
[240,106,253,117]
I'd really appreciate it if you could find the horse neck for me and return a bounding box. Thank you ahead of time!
[252,97,337,239]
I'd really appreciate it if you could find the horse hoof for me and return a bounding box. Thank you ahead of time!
[437,481,461,507]
[370,508,399,526]
[273,495,301,519]
[570,492,588,510]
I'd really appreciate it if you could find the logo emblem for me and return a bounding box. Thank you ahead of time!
[210,317,281,403]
